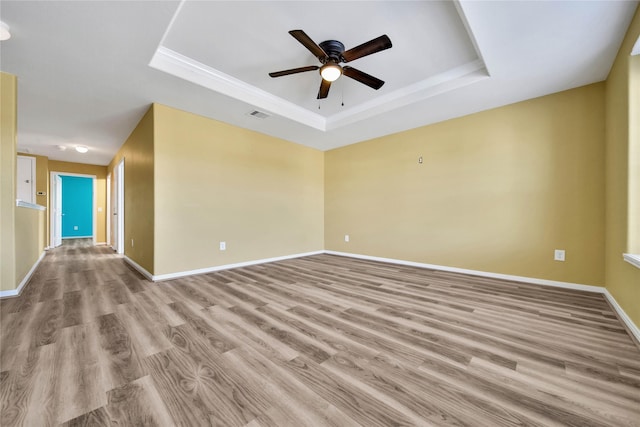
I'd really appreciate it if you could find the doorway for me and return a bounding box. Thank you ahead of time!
[50,172,97,248]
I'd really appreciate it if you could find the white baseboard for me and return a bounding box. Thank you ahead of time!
[0,251,46,299]
[325,250,603,292]
[94,242,107,246]
[123,250,325,282]
[123,256,154,281]
[3,246,637,344]
[623,253,640,270]
[603,289,640,346]
[110,248,640,344]
[324,250,640,344]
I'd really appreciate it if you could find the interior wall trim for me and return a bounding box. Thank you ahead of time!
[49,171,98,248]
[123,250,325,282]
[324,250,640,344]
[325,250,602,292]
[16,200,46,211]
[623,253,640,270]
[149,46,326,131]
[123,255,153,281]
[4,246,637,344]
[0,251,46,299]
[603,288,640,348]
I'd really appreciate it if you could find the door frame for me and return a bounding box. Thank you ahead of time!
[50,171,97,247]
[112,159,125,254]
[51,174,62,248]
[106,172,111,247]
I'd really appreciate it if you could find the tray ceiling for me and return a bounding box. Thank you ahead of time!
[0,1,636,165]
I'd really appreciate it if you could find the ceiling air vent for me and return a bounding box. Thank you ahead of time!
[247,110,270,119]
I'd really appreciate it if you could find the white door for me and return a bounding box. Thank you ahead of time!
[17,156,35,203]
[52,174,63,247]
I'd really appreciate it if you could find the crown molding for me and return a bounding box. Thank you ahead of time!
[326,60,488,130]
[150,46,488,134]
[149,46,326,130]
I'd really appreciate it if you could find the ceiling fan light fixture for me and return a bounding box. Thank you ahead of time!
[0,21,11,41]
[320,63,342,82]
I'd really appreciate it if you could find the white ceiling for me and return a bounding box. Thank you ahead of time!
[0,1,637,166]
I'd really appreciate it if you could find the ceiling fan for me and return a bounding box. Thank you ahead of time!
[269,30,392,99]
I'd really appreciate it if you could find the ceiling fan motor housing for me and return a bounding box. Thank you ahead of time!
[319,40,345,63]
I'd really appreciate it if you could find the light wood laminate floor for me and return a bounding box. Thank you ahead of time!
[1,243,639,426]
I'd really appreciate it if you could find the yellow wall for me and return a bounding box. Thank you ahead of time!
[49,160,107,245]
[628,54,640,254]
[326,83,606,286]
[0,72,17,291]
[0,74,46,292]
[153,104,324,276]
[604,8,640,326]
[14,207,45,287]
[107,105,155,273]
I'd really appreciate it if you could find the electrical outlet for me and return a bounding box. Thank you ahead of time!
[344,234,350,242]
[131,239,134,247]
[220,241,226,251]
[554,249,565,261]
[73,225,78,231]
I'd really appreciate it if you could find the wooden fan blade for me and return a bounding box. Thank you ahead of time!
[342,35,392,62]
[269,65,319,78]
[289,30,328,61]
[343,66,385,90]
[317,79,331,99]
